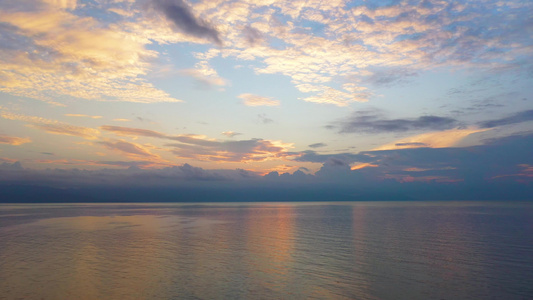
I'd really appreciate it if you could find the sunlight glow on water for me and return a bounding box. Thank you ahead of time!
[1,202,532,299]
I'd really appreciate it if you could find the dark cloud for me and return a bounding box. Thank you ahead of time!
[242,25,262,46]
[297,133,533,186]
[333,111,457,133]
[479,109,533,128]
[152,0,221,45]
[294,150,373,164]
[308,143,327,148]
[0,161,258,189]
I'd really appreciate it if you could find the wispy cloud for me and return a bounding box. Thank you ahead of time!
[100,125,167,139]
[65,114,103,119]
[30,123,100,139]
[1,111,99,139]
[372,128,489,150]
[221,131,242,138]
[99,139,161,160]
[239,93,280,107]
[363,68,418,87]
[257,113,273,124]
[0,134,31,145]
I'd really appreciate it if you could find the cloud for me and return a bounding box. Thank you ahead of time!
[152,0,221,45]
[64,114,102,119]
[180,58,227,87]
[239,93,280,106]
[395,142,427,147]
[30,123,100,139]
[479,109,533,128]
[1,134,532,201]
[1,110,99,139]
[300,86,370,106]
[372,128,489,150]
[0,161,259,189]
[242,25,263,46]
[333,111,458,133]
[0,1,180,104]
[181,69,227,87]
[363,68,418,87]
[168,137,294,163]
[2,0,531,108]
[42,0,77,10]
[100,125,167,139]
[257,113,273,124]
[294,150,371,164]
[221,131,242,138]
[206,0,531,107]
[99,139,160,160]
[308,143,327,148]
[0,134,31,145]
[295,133,533,186]
[113,119,131,122]
[100,124,294,163]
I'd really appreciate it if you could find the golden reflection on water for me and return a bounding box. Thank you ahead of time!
[244,204,295,293]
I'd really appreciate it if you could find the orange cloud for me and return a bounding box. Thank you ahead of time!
[0,135,31,145]
[65,114,102,119]
[350,162,378,170]
[29,124,100,139]
[99,139,162,161]
[373,128,490,151]
[100,125,166,139]
[1,110,99,139]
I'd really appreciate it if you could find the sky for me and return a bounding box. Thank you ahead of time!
[0,0,532,201]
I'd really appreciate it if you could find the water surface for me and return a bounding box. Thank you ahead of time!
[1,202,532,299]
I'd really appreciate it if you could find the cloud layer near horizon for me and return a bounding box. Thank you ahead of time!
[2,133,531,188]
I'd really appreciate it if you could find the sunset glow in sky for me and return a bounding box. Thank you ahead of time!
[0,0,532,200]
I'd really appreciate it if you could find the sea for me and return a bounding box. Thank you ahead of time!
[0,202,532,300]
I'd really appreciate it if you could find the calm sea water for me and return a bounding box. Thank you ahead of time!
[0,202,532,300]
